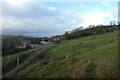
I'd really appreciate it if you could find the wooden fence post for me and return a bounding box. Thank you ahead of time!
[17,58,19,71]
[8,56,9,62]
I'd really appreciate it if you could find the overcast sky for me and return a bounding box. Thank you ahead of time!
[0,0,118,37]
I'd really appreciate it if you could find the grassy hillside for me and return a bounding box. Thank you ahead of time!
[3,31,118,78]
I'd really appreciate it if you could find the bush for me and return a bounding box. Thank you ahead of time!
[95,58,117,78]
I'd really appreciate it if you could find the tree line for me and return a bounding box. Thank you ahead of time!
[63,25,118,40]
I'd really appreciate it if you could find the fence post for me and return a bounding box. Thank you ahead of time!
[8,56,9,62]
[17,58,19,71]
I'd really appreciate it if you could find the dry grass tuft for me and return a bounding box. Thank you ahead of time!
[95,58,117,78]
[71,59,91,78]
[71,58,118,78]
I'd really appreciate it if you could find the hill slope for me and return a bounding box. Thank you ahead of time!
[3,31,118,78]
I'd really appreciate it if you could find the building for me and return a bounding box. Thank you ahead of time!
[40,38,52,44]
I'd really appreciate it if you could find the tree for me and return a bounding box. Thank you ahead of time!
[110,21,117,26]
[64,31,70,40]
[2,36,23,55]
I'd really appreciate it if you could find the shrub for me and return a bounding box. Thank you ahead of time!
[71,59,92,78]
[95,58,117,78]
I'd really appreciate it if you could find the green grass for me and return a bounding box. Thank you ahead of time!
[3,31,118,78]
[2,48,42,66]
[47,31,118,58]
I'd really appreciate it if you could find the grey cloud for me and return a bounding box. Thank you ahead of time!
[2,2,58,19]
[2,2,83,37]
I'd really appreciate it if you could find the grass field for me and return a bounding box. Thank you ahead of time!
[3,31,118,78]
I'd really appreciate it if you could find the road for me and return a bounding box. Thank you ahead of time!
[38,43,56,49]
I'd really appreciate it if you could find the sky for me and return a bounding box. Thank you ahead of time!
[0,0,119,37]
